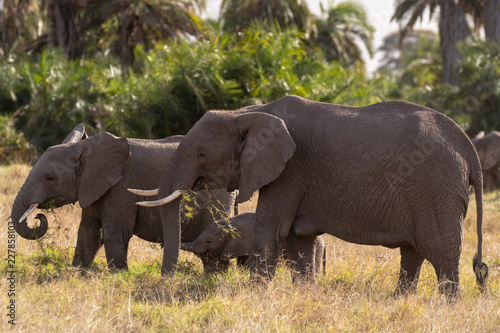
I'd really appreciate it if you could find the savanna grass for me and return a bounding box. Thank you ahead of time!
[1,165,499,332]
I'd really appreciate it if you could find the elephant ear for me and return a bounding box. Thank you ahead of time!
[74,133,130,208]
[236,112,296,203]
[62,123,88,144]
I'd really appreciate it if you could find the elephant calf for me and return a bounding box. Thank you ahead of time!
[8,124,236,275]
[181,212,326,277]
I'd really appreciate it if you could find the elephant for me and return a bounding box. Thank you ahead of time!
[472,131,500,191]
[7,124,236,275]
[131,95,488,296]
[181,212,327,277]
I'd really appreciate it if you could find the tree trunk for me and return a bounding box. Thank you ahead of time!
[438,0,471,85]
[47,0,80,59]
[116,8,136,71]
[485,0,500,41]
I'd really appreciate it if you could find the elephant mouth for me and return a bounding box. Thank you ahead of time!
[192,174,237,192]
[38,199,56,210]
[192,177,205,191]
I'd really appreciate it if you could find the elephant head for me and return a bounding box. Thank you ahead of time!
[181,223,226,258]
[9,124,130,240]
[181,212,254,261]
[131,110,295,273]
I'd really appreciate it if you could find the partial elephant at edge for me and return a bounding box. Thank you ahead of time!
[472,130,500,191]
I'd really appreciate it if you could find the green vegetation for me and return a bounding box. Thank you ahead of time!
[0,24,394,155]
[1,1,499,157]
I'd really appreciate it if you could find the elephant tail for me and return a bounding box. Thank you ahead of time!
[472,167,488,291]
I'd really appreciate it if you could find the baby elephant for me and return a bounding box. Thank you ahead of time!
[181,212,326,277]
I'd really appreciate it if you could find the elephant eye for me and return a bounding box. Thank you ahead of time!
[46,175,55,182]
[206,240,211,244]
[197,151,207,163]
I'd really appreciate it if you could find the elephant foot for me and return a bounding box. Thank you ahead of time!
[437,280,461,301]
[108,261,129,273]
[393,279,419,297]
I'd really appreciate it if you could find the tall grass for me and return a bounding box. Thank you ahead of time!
[1,165,499,332]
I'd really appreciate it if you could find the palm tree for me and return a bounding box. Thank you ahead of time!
[485,0,500,40]
[2,0,205,66]
[46,0,80,59]
[80,0,205,69]
[392,0,473,85]
[0,0,46,57]
[310,1,374,66]
[377,30,437,72]
[220,0,312,35]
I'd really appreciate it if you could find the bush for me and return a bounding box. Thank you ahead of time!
[1,25,393,157]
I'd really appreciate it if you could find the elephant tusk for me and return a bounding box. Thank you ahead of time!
[19,203,39,222]
[136,190,184,207]
[127,188,159,196]
[5,213,11,221]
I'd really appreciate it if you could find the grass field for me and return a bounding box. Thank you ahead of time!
[1,164,500,332]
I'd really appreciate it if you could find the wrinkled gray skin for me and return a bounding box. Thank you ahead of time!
[9,124,236,274]
[472,131,500,191]
[142,95,487,296]
[181,212,326,277]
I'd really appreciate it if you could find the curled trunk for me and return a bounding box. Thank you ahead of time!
[11,191,48,240]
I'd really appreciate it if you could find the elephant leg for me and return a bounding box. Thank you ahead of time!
[101,222,133,271]
[285,233,317,283]
[394,246,425,295]
[429,259,461,298]
[494,167,500,190]
[249,186,302,282]
[422,237,461,298]
[483,172,496,192]
[72,214,103,268]
[237,255,250,267]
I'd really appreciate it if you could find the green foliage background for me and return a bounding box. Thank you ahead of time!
[0,24,394,158]
[0,23,499,161]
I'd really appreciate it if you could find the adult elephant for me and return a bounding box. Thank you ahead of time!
[7,124,236,274]
[131,95,488,295]
[472,131,500,191]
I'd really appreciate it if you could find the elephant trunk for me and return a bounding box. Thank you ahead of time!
[155,154,201,276]
[180,238,206,255]
[11,190,48,240]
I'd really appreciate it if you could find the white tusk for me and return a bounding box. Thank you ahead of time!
[136,190,184,207]
[19,203,39,222]
[127,188,159,196]
[5,213,11,221]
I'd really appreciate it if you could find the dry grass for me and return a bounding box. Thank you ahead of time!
[1,164,499,332]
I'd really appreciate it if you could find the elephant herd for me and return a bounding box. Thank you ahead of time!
[7,95,490,297]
